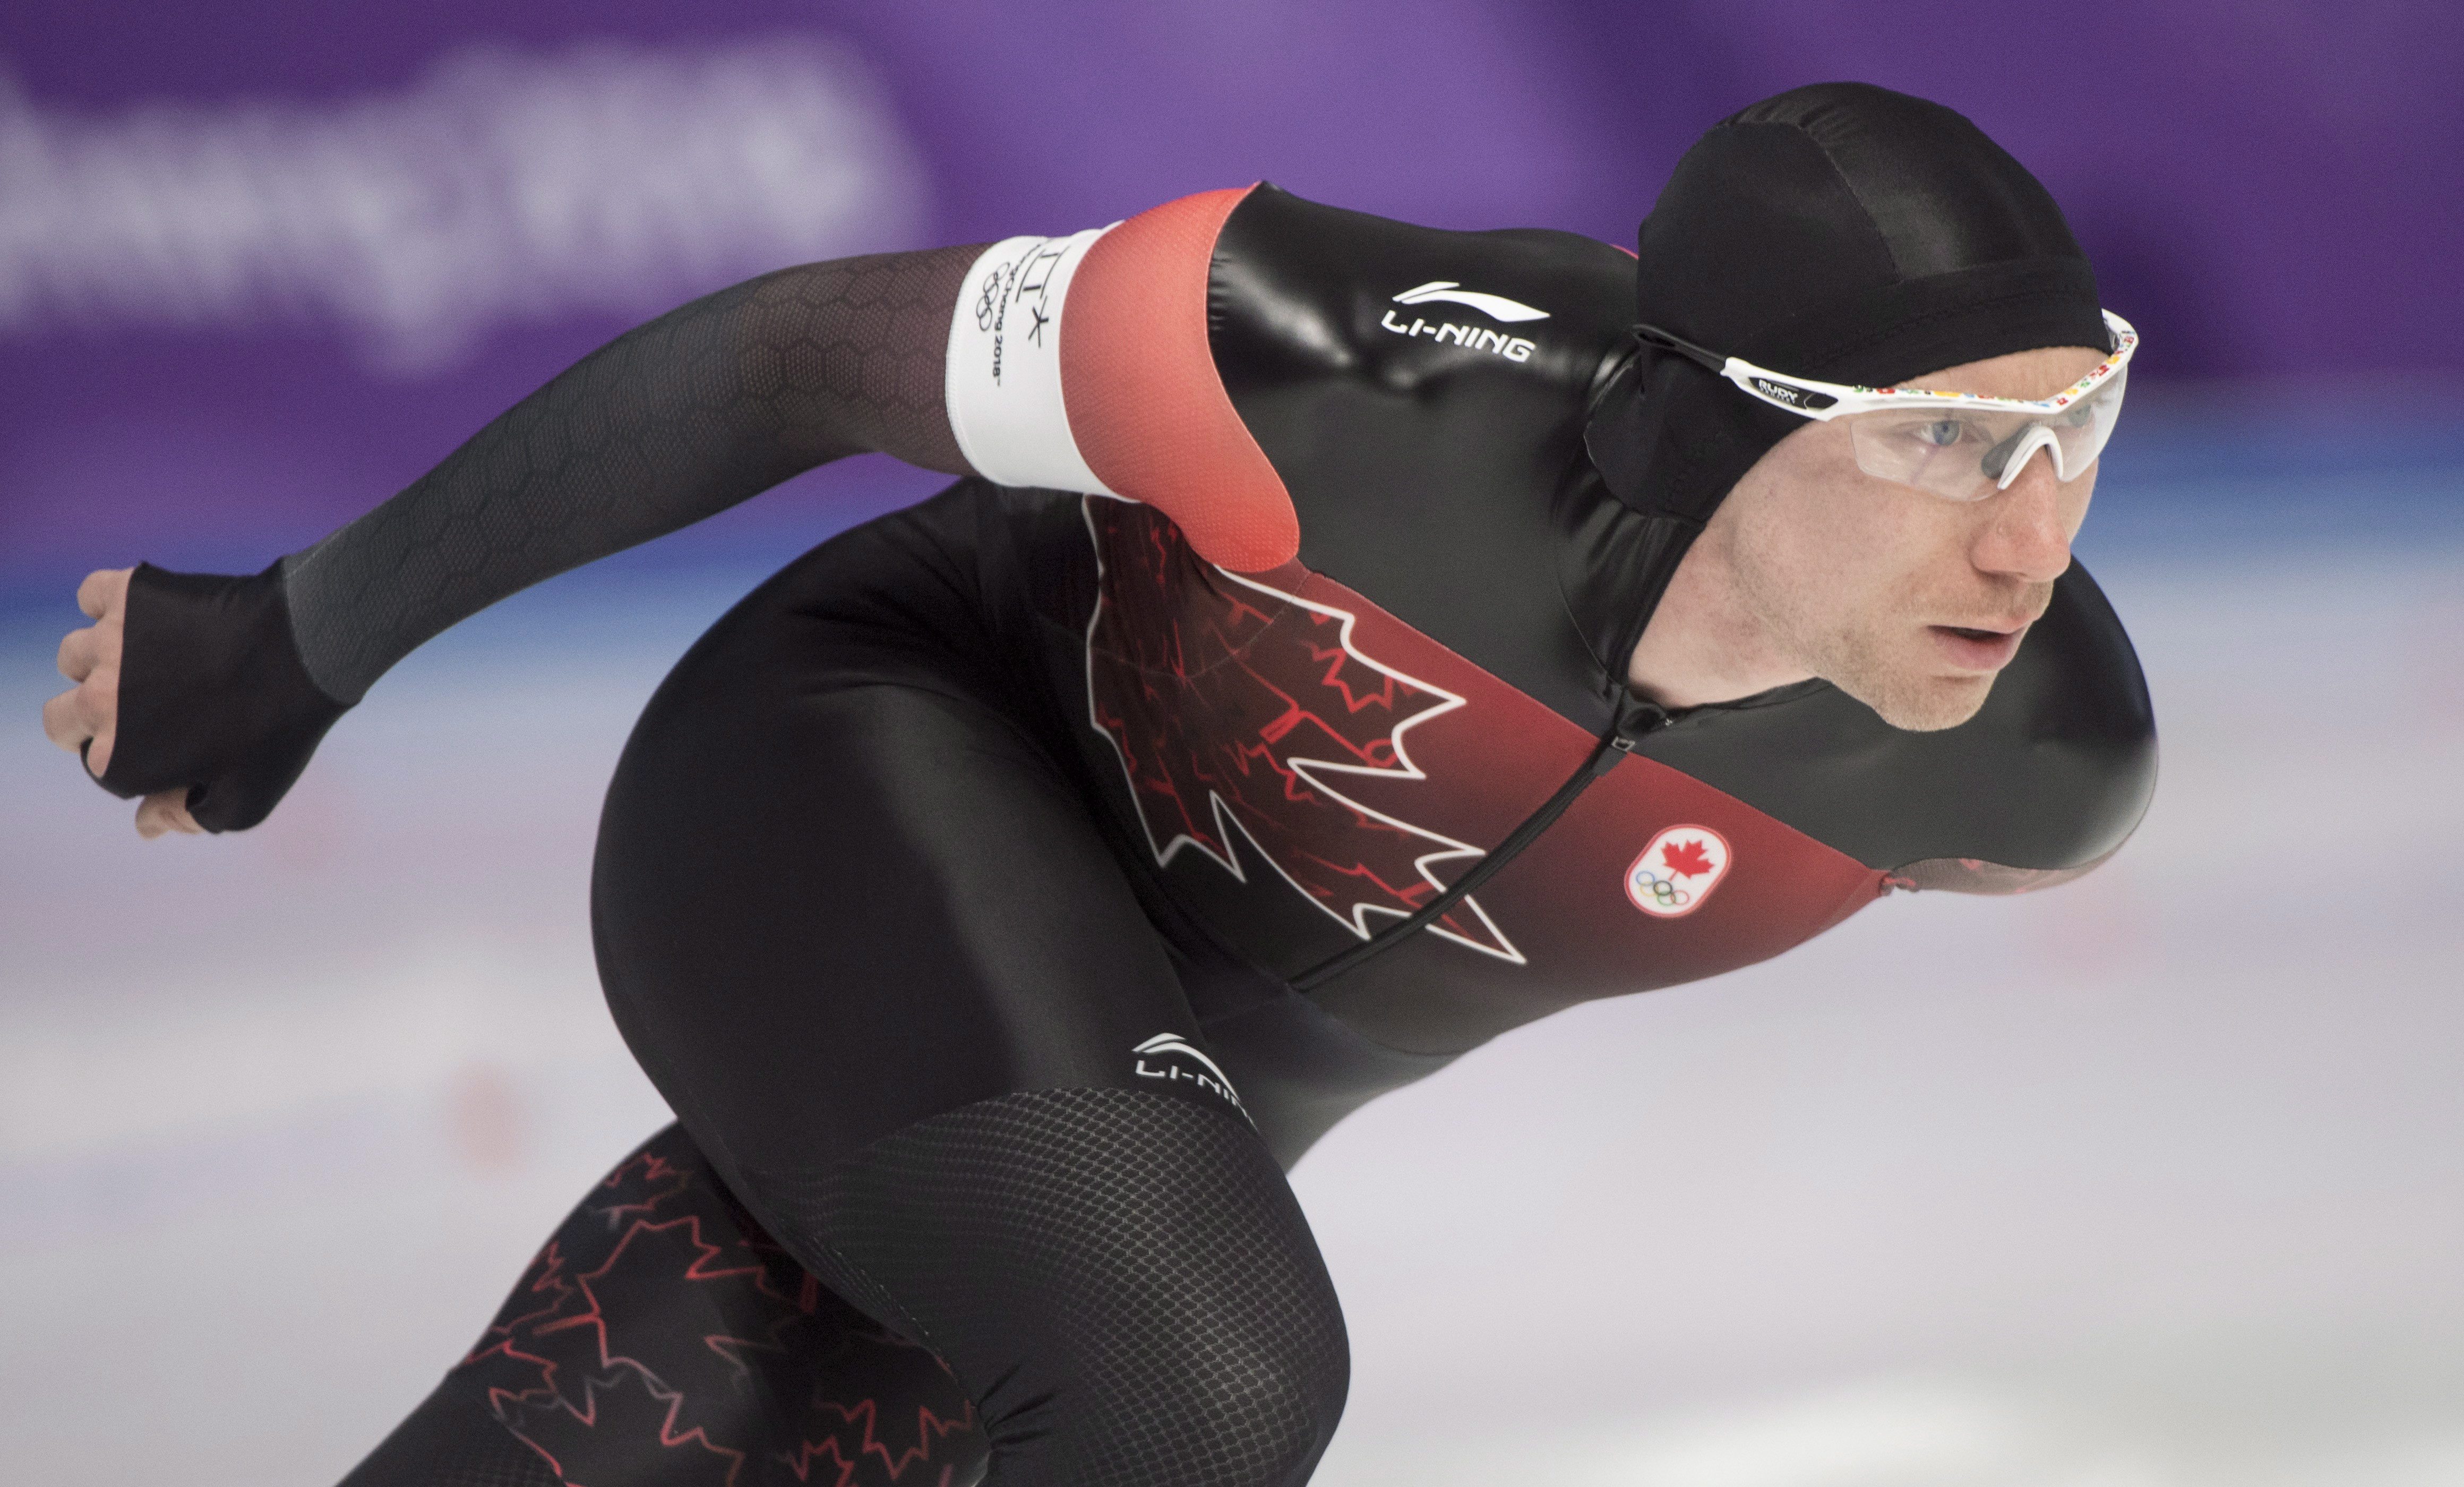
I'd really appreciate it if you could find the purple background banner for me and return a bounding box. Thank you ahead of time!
[2,1,2459,578]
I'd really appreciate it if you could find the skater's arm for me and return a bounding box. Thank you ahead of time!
[45,245,983,834]
[286,244,985,705]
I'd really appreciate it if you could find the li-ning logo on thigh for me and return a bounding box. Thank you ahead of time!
[1625,825,1731,918]
[1132,1033,1249,1117]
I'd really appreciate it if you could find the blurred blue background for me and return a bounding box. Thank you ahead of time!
[3,5,2460,1484]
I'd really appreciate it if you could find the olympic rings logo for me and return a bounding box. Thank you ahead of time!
[1626,866,1695,912]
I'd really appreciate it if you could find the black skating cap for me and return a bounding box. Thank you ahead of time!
[1587,82,2111,523]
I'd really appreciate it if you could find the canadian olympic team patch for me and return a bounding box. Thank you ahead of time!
[1625,825,1731,918]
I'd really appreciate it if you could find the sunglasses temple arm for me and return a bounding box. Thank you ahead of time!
[1630,324,1731,375]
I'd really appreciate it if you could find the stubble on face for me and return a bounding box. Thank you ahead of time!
[1718,431,2058,734]
[1735,530,2050,730]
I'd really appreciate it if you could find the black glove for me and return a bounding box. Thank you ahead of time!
[90,561,350,832]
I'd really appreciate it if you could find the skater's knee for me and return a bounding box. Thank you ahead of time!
[741,1086,1350,1483]
[1064,1291,1350,1486]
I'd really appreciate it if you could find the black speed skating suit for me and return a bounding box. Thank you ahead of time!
[104,183,2153,1487]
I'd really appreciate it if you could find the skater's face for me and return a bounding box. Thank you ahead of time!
[1714,343,2108,732]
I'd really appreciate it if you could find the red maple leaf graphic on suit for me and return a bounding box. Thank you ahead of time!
[1659,837,1715,879]
[1083,499,1515,959]
[448,1140,978,1485]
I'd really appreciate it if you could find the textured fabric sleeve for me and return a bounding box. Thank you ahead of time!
[282,244,985,703]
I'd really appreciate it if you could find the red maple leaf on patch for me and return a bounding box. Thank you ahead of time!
[1659,837,1715,879]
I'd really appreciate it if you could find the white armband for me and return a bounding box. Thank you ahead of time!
[944,227,1121,493]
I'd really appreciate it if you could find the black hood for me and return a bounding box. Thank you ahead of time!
[1586,81,2111,523]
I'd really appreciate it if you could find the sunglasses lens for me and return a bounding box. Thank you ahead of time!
[1846,366,2126,499]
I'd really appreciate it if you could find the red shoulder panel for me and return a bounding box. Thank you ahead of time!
[1061,186,1300,574]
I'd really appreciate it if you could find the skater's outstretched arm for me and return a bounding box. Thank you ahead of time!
[285,245,985,703]
[43,245,985,835]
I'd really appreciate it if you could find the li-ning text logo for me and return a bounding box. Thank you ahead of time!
[1380,280,1546,362]
[1132,1033,1249,1117]
[1625,824,1732,918]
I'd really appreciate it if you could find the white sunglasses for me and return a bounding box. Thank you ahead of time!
[1634,310,2139,501]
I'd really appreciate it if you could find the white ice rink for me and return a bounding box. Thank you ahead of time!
[3,469,2460,1484]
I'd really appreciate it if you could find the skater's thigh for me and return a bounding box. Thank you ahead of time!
[591,538,1209,1185]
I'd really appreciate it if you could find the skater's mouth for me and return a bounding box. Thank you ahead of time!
[1928,623,2027,671]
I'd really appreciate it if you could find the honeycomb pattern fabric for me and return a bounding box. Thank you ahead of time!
[282,244,985,703]
[745,1088,1350,1487]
